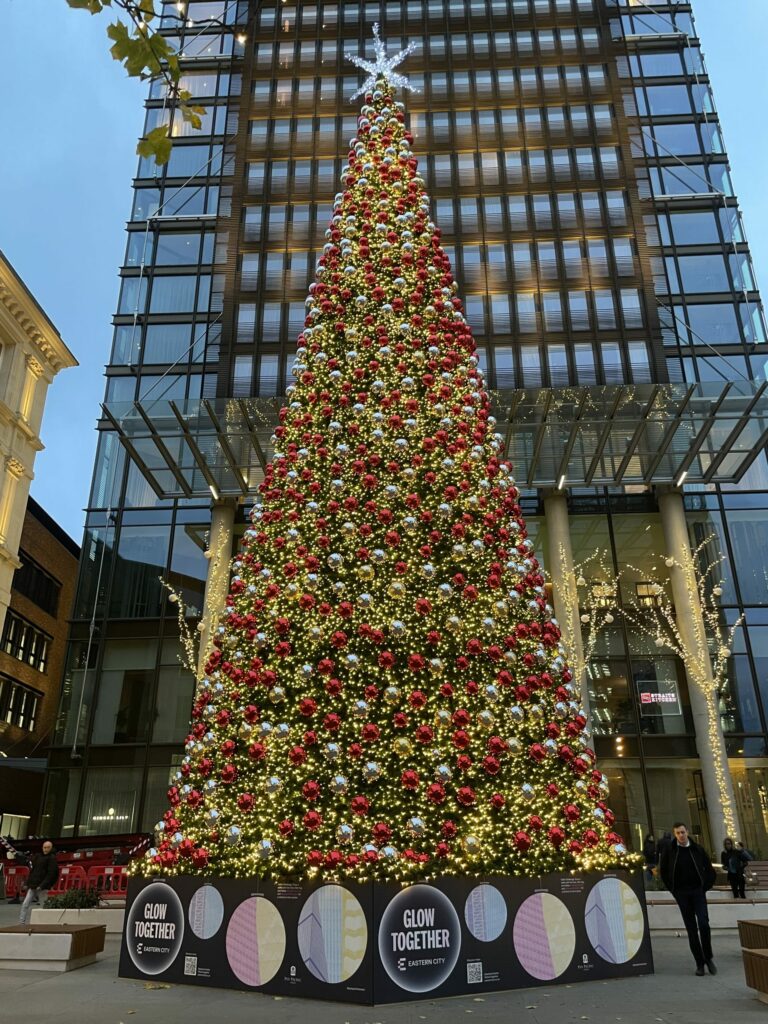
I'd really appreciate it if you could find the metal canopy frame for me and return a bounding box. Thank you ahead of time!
[101,381,768,500]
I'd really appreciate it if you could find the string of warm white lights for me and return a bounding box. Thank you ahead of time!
[620,536,741,839]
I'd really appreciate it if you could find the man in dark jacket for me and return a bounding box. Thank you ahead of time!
[19,841,59,924]
[659,822,717,976]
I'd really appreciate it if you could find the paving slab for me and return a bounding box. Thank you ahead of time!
[0,900,762,1024]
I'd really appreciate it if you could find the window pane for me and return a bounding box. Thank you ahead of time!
[677,255,730,293]
[90,640,158,745]
[155,233,202,265]
[669,211,719,245]
[109,524,170,618]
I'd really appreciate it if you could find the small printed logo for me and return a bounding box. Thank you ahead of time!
[582,954,589,965]
[290,966,297,977]
[136,943,143,955]
[397,958,407,972]
[184,955,198,977]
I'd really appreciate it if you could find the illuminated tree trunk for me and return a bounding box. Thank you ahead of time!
[657,487,739,848]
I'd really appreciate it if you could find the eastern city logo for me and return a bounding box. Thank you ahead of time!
[378,885,461,993]
[125,881,185,976]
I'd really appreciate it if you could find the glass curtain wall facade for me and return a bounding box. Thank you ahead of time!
[45,0,768,855]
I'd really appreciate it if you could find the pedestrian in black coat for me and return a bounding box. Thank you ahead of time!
[659,822,717,977]
[721,837,749,899]
[19,841,59,925]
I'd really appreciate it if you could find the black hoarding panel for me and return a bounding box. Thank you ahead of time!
[119,869,652,1005]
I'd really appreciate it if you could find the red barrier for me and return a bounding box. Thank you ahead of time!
[2,864,29,899]
[87,865,128,899]
[47,864,88,895]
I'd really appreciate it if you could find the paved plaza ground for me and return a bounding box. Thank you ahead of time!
[0,901,761,1024]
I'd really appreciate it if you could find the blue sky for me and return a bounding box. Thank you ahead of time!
[0,0,767,543]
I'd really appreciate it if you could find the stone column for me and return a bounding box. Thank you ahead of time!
[543,489,590,720]
[658,486,740,847]
[197,499,237,679]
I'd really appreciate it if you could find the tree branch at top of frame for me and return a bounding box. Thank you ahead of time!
[66,0,245,164]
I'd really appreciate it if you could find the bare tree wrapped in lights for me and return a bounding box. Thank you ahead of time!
[158,520,233,678]
[144,31,632,882]
[551,546,620,700]
[620,535,742,842]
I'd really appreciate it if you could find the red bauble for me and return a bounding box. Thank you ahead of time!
[237,792,254,812]
[529,743,547,762]
[191,847,209,868]
[401,770,420,790]
[278,819,294,836]
[371,822,392,844]
[302,780,321,802]
[415,724,433,744]
[350,795,370,816]
[456,786,476,806]
[307,849,323,866]
[514,831,532,852]
[303,810,323,831]
[561,798,581,823]
[427,783,446,805]
[548,826,566,848]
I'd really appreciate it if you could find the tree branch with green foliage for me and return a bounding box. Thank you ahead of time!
[66,0,206,164]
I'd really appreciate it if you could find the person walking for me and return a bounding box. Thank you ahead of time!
[721,837,749,899]
[19,841,58,925]
[657,830,674,857]
[643,833,658,884]
[659,822,717,976]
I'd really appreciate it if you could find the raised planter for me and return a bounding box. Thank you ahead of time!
[0,924,106,972]
[30,907,125,934]
[646,895,768,931]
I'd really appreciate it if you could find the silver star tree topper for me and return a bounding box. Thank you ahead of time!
[346,23,419,101]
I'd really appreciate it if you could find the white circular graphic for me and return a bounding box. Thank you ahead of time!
[378,884,461,993]
[298,884,368,983]
[188,883,224,940]
[126,881,184,975]
[584,877,644,964]
[226,896,286,986]
[513,892,575,981]
[464,884,507,942]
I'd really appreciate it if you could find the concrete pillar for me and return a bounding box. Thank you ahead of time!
[543,489,590,720]
[658,487,740,848]
[197,499,236,679]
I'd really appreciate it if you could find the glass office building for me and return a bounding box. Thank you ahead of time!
[44,0,768,856]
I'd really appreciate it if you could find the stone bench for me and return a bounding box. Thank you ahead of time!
[0,924,106,972]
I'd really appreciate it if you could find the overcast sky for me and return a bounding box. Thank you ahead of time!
[0,0,766,543]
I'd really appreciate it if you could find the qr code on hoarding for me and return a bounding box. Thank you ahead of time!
[466,961,483,984]
[184,955,198,976]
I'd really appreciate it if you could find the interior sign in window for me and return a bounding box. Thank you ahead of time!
[637,676,681,717]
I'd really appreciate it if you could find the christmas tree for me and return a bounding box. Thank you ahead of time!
[149,30,628,882]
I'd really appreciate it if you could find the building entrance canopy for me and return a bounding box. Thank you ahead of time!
[102,380,768,500]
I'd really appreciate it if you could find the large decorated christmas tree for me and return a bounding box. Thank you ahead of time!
[148,30,628,883]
